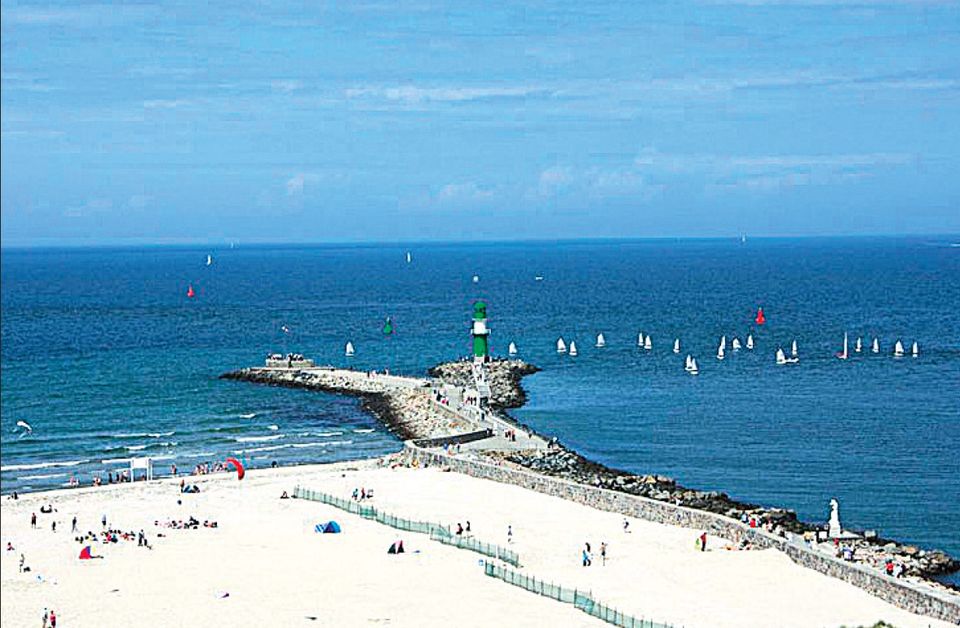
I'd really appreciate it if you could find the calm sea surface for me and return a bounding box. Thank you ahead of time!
[2,239,958,577]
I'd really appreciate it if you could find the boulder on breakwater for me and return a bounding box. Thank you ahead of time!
[428,359,540,409]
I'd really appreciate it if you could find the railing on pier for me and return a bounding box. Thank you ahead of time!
[483,562,675,628]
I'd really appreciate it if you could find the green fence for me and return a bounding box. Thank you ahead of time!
[430,530,520,567]
[484,562,675,628]
[294,486,520,565]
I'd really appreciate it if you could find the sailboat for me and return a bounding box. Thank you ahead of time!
[717,336,726,360]
[557,338,567,354]
[596,333,606,348]
[776,348,787,365]
[791,340,798,358]
[673,338,680,354]
[472,275,480,283]
[836,333,849,360]
[911,341,919,357]
[508,342,518,356]
[345,342,355,357]
[186,285,195,298]
[644,335,652,350]
[569,341,579,357]
[206,254,213,266]
[871,338,880,354]
[405,251,412,264]
[688,356,699,375]
[746,334,754,350]
[731,337,741,351]
[855,337,862,353]
[637,332,645,348]
[893,340,904,358]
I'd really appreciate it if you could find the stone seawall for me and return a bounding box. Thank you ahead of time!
[403,444,960,624]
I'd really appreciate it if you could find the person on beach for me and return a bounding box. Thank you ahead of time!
[19,553,25,572]
[51,521,57,533]
[601,542,608,565]
[49,609,56,628]
[71,516,77,533]
[102,515,107,528]
[582,548,591,566]
[466,521,471,533]
[31,512,37,528]
[623,518,630,533]
[699,532,707,552]
[456,523,464,536]
[507,525,513,543]
[42,608,48,628]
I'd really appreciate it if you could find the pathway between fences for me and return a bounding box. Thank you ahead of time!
[484,562,677,628]
[293,485,520,567]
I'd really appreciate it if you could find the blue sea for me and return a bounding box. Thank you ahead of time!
[2,239,959,579]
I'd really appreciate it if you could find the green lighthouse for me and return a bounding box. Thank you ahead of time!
[471,301,490,363]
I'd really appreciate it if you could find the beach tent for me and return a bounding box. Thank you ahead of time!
[314,521,341,534]
[388,540,405,554]
[79,546,95,560]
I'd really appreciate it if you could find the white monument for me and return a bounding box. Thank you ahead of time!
[828,498,842,538]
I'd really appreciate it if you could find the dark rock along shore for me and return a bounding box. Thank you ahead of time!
[221,360,958,583]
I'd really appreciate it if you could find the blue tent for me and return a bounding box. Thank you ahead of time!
[314,521,341,534]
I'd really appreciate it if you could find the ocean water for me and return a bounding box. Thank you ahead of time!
[2,239,959,575]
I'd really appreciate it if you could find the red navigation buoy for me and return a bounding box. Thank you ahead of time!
[187,285,196,298]
[755,307,765,325]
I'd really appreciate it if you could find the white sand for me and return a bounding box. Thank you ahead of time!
[1,459,954,628]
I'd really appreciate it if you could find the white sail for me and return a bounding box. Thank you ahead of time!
[872,338,880,354]
[894,340,904,357]
[556,338,567,354]
[911,341,919,357]
[776,348,787,365]
[855,337,862,353]
[746,334,754,350]
[685,354,693,370]
[837,332,848,360]
[717,336,726,360]
[596,333,606,348]
[731,337,741,351]
[345,342,355,357]
[689,357,699,375]
[406,251,412,263]
[569,341,578,357]
[637,332,644,347]
[644,335,652,350]
[508,342,518,356]
[206,254,213,266]
[472,275,480,283]
[791,340,798,357]
[673,338,680,354]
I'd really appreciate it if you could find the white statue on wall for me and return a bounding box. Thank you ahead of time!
[829,498,842,538]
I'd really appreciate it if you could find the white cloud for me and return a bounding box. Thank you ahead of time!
[285,173,320,196]
[345,85,550,104]
[143,99,193,110]
[435,182,494,203]
[536,166,575,197]
[271,79,303,94]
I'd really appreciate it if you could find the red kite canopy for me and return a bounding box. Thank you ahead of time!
[226,457,245,480]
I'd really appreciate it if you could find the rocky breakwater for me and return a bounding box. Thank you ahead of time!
[428,359,540,409]
[220,367,478,441]
[486,447,959,583]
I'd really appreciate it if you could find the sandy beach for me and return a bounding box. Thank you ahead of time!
[1,457,953,628]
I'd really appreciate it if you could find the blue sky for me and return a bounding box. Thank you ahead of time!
[1,0,958,245]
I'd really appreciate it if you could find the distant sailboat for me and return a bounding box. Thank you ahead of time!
[206,254,213,266]
[186,285,195,298]
[508,342,518,356]
[673,338,680,354]
[688,356,699,375]
[730,338,740,352]
[596,333,606,348]
[569,341,578,357]
[717,336,726,360]
[637,332,645,348]
[911,341,919,357]
[791,340,798,358]
[557,338,567,354]
[855,337,862,353]
[534,275,544,282]
[746,334,754,350]
[472,275,480,283]
[406,251,412,264]
[741,233,747,245]
[894,340,905,358]
[836,333,849,360]
[776,348,787,365]
[644,335,652,350]
[871,338,880,354]
[345,342,355,357]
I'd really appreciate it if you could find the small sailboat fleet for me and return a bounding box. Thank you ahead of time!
[508,342,518,356]
[569,341,579,357]
[673,338,680,354]
[556,337,567,354]
[684,355,699,375]
[716,336,726,361]
[776,347,799,365]
[345,341,355,357]
[596,333,606,348]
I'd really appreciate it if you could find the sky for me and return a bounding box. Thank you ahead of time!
[1,0,958,246]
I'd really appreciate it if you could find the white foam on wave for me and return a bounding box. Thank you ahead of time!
[126,445,148,451]
[292,439,353,449]
[353,428,375,434]
[300,431,343,437]
[1,460,86,472]
[239,413,257,419]
[234,444,292,454]
[235,434,283,443]
[112,432,174,439]
[267,425,279,431]
[18,473,67,481]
